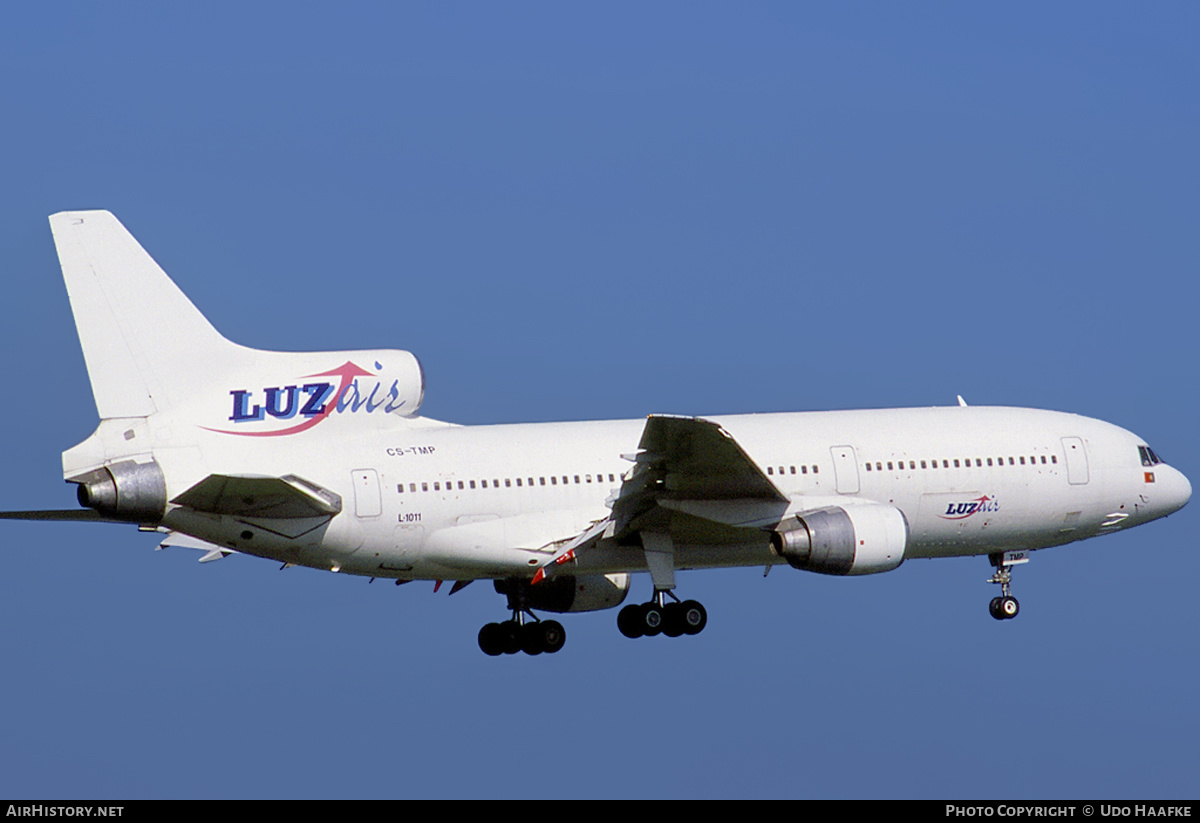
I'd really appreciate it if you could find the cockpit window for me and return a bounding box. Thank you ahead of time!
[1138,446,1164,467]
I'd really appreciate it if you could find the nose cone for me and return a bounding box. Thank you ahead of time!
[1156,465,1191,516]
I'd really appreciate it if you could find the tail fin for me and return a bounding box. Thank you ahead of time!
[50,210,237,419]
[50,211,427,453]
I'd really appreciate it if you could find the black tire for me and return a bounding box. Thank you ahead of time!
[1000,596,1020,619]
[618,604,644,638]
[662,602,685,637]
[540,620,566,654]
[478,622,503,656]
[500,620,522,654]
[641,602,664,637]
[989,597,1003,620]
[681,600,707,635]
[520,622,545,655]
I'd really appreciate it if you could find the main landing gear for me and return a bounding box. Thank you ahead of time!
[478,617,565,656]
[617,590,707,639]
[618,531,707,640]
[478,578,566,656]
[987,551,1026,621]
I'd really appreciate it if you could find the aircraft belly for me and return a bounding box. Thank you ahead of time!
[567,540,781,575]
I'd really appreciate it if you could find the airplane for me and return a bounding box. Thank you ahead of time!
[1,210,1190,656]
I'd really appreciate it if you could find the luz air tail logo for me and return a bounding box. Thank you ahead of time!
[203,361,409,438]
[938,495,999,520]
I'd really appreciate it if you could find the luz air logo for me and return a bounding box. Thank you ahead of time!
[938,495,999,520]
[203,361,410,437]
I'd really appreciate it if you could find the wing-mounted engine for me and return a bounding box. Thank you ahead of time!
[770,503,908,575]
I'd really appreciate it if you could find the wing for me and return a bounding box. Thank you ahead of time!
[612,414,787,535]
[535,415,790,584]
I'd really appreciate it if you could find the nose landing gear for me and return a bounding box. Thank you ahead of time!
[987,551,1028,621]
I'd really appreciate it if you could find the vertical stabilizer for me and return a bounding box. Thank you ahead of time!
[50,210,236,419]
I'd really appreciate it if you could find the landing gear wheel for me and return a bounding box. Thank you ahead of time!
[989,597,1003,620]
[540,620,566,654]
[618,604,645,638]
[499,620,522,655]
[641,602,664,637]
[478,623,504,656]
[662,602,685,637]
[681,600,707,635]
[521,622,546,656]
[999,596,1019,619]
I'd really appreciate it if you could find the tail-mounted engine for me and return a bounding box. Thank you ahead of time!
[70,460,167,523]
[770,504,908,576]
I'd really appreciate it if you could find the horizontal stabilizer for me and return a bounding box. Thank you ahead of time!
[157,531,237,562]
[0,509,128,523]
[171,474,342,519]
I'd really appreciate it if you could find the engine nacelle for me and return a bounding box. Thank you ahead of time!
[70,459,167,523]
[497,574,631,613]
[770,504,907,576]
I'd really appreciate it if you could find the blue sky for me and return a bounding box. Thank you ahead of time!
[0,2,1196,799]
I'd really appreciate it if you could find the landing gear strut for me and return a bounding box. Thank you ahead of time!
[478,580,566,656]
[617,589,707,639]
[987,551,1026,620]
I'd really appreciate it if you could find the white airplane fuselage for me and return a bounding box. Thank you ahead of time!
[142,404,1189,581]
